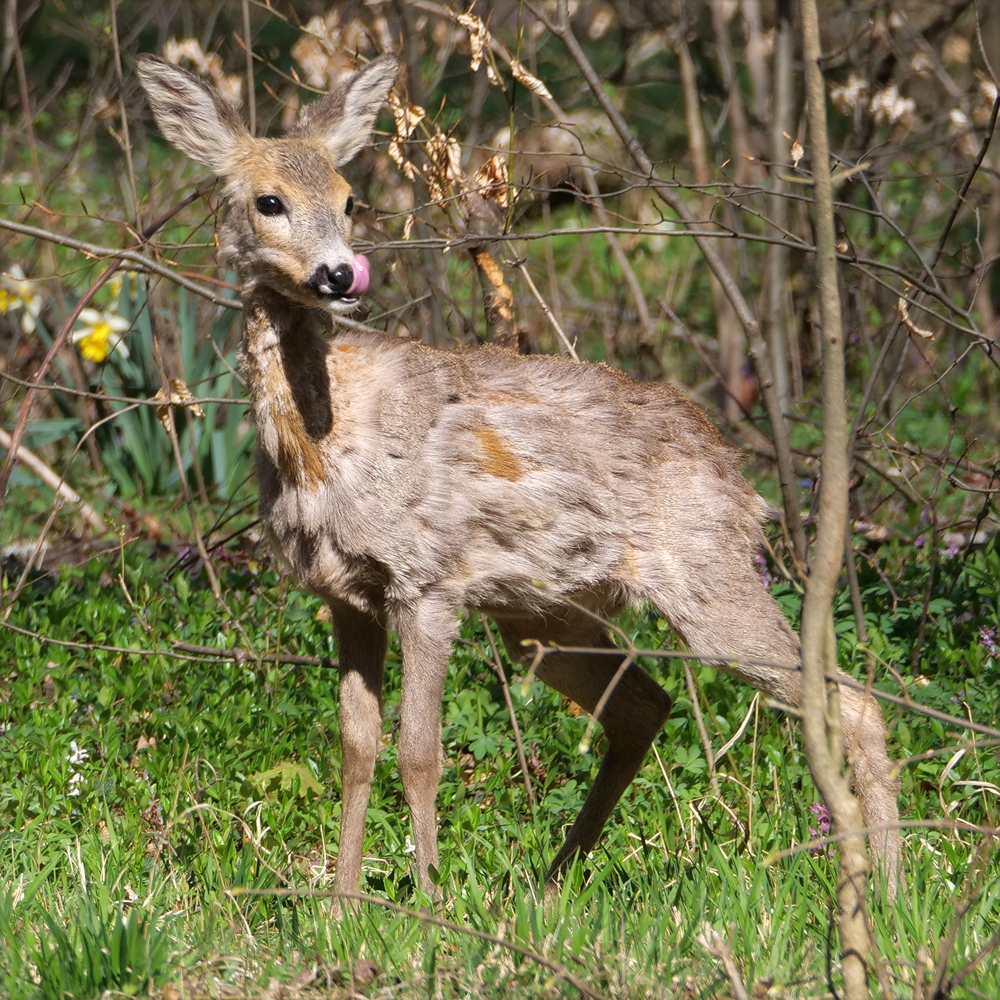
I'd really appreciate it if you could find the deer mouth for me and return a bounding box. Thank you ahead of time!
[309,254,371,309]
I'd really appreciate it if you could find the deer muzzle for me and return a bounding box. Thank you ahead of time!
[307,254,371,304]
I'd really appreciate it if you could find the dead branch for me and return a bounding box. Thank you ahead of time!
[799,1,872,994]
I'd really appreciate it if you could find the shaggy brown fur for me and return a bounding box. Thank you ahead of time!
[137,52,901,899]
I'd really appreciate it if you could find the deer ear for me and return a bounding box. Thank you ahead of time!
[137,54,247,173]
[295,53,398,165]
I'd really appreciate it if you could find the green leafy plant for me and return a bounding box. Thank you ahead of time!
[93,278,251,499]
[2,890,179,1000]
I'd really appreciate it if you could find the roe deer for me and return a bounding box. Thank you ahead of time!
[137,51,901,899]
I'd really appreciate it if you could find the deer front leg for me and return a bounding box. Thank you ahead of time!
[394,601,457,896]
[332,604,388,896]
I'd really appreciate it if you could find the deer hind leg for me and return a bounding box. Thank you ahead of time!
[651,553,902,895]
[331,603,389,896]
[394,600,458,895]
[830,671,902,894]
[495,612,673,882]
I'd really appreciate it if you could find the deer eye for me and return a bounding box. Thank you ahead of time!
[256,195,284,216]
[345,196,354,216]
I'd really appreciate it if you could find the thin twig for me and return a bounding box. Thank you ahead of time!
[478,616,537,814]
[766,819,998,866]
[540,0,807,566]
[660,299,761,425]
[579,169,658,355]
[241,0,256,136]
[931,90,1000,269]
[844,521,870,645]
[912,418,957,671]
[683,662,720,796]
[109,0,140,227]
[944,926,1000,996]
[0,183,228,526]
[2,493,64,621]
[696,924,750,1000]
[1,368,242,406]
[173,641,336,667]
[0,427,105,534]
[516,261,578,360]
[5,611,1000,741]
[543,633,1000,740]
[0,218,241,309]
[232,887,612,1000]
[1,403,148,622]
[0,266,116,508]
[928,834,995,999]
[150,326,221,601]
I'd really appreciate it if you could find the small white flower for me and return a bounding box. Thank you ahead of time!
[72,307,131,363]
[67,740,89,764]
[68,771,85,796]
[909,51,934,77]
[870,85,917,127]
[403,834,417,855]
[163,37,242,105]
[830,74,869,114]
[0,265,44,334]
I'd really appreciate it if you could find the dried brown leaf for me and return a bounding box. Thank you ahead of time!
[424,129,466,202]
[898,294,935,339]
[473,154,515,208]
[153,379,205,433]
[511,60,553,101]
[352,959,379,987]
[387,92,426,140]
[456,11,490,72]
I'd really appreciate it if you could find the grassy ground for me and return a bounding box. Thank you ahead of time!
[2,527,998,998]
[3,7,1000,995]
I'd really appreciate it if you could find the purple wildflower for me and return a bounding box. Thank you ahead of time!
[979,626,998,658]
[528,740,546,782]
[807,801,834,857]
[755,551,775,588]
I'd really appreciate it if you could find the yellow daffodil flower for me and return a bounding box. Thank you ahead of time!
[106,270,138,308]
[0,265,44,334]
[72,308,131,363]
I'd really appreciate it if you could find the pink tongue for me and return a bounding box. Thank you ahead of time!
[347,254,370,297]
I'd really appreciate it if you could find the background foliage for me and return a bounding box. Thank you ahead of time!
[2,0,999,996]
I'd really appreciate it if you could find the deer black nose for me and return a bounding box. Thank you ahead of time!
[308,263,354,297]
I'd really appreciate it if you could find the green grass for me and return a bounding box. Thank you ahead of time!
[2,538,999,998]
[3,8,1000,995]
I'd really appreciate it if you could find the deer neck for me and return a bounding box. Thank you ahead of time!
[240,287,334,490]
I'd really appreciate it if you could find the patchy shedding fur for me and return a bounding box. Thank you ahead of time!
[137,50,902,902]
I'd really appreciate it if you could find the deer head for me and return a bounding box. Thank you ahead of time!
[136,52,398,311]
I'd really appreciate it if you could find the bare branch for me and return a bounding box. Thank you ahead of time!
[543,0,807,565]
[799,0,872,991]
